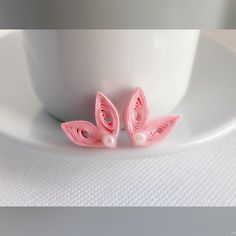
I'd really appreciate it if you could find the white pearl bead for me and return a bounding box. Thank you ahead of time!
[102,135,116,148]
[134,132,147,146]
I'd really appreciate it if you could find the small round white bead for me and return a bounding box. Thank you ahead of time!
[134,132,147,146]
[102,135,116,148]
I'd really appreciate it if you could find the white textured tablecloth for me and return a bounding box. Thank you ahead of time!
[0,130,235,206]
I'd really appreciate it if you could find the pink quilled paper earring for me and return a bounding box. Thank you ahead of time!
[61,92,120,148]
[123,87,180,147]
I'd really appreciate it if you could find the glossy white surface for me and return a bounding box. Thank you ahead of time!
[0,31,236,159]
[23,30,199,122]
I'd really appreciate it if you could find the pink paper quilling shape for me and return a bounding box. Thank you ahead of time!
[124,87,180,147]
[61,92,120,148]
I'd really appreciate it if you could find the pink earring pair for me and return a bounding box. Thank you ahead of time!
[61,87,179,148]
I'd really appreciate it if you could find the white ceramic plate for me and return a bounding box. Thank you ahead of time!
[0,31,236,159]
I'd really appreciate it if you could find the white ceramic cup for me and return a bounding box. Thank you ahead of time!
[23,30,199,123]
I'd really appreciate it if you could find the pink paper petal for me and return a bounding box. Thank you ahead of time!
[124,87,149,136]
[61,121,103,147]
[95,92,120,137]
[144,115,180,145]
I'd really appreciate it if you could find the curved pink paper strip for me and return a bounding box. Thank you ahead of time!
[61,92,120,148]
[61,121,103,147]
[124,87,149,137]
[144,115,180,146]
[95,92,120,138]
[124,87,180,147]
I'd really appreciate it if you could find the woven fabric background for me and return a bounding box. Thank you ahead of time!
[0,130,235,206]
